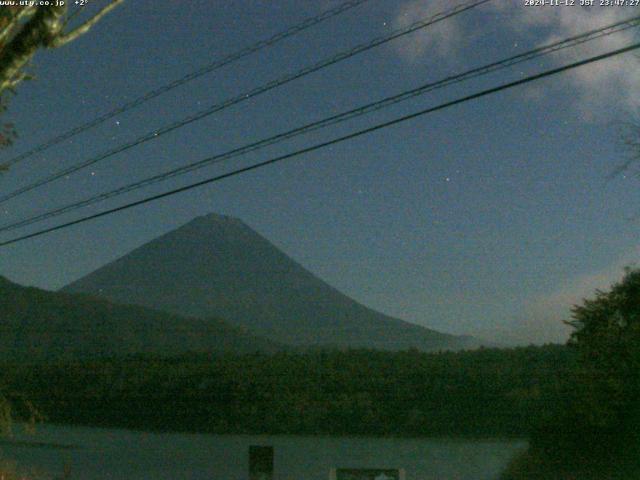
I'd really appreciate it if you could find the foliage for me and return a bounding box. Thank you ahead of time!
[563,267,640,451]
[0,345,574,438]
[501,268,640,479]
[0,2,123,95]
[0,458,61,480]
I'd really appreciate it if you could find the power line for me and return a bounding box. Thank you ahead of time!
[0,0,372,171]
[0,0,492,205]
[1,15,638,234]
[2,41,638,248]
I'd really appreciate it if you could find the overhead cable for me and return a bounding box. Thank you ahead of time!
[1,14,638,234]
[2,40,638,247]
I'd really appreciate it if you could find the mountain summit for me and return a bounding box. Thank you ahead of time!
[63,213,474,351]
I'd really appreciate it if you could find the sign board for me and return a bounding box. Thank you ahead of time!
[329,468,405,480]
[249,445,274,480]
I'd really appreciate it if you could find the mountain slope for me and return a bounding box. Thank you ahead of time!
[0,276,279,360]
[63,213,476,351]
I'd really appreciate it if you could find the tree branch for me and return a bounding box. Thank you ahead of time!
[50,0,124,48]
[0,1,123,97]
[0,6,65,93]
[0,7,36,46]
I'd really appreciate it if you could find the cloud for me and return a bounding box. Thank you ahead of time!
[392,0,465,62]
[467,248,639,346]
[392,0,640,115]
[504,3,640,117]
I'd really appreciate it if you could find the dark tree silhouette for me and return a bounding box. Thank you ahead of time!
[502,268,640,479]
[0,1,122,160]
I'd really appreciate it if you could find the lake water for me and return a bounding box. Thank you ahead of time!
[0,424,526,479]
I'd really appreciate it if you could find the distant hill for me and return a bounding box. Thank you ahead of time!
[0,276,279,360]
[64,213,477,351]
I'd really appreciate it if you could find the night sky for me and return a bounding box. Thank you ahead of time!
[0,0,639,345]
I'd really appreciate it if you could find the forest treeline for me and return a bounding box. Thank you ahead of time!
[0,345,575,437]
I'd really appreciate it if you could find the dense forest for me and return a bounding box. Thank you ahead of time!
[0,345,575,437]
